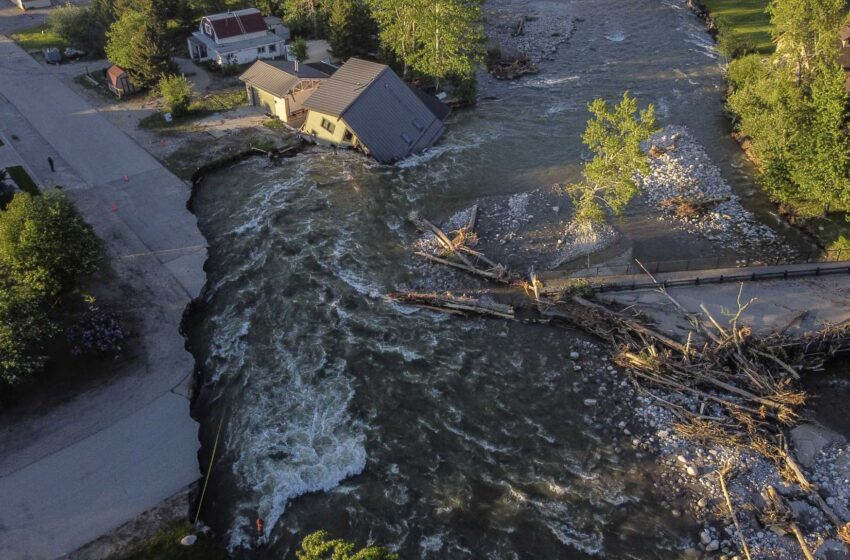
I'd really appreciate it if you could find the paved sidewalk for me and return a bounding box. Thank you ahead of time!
[0,35,206,559]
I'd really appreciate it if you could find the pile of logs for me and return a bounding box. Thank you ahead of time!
[397,210,850,553]
[488,55,539,80]
[660,195,730,218]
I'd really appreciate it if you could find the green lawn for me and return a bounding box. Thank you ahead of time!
[112,522,227,560]
[5,166,40,195]
[139,89,247,131]
[10,24,68,52]
[702,0,775,55]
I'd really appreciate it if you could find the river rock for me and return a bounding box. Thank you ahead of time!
[179,534,197,546]
[705,539,719,552]
[790,423,842,468]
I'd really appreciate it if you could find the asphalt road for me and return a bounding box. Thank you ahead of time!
[0,34,206,559]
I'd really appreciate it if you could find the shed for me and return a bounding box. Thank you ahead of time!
[106,65,136,98]
[264,16,290,41]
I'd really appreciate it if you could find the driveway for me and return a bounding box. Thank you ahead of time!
[0,34,205,559]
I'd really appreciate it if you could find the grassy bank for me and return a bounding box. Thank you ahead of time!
[702,0,774,55]
[139,90,246,131]
[11,24,68,52]
[113,522,227,560]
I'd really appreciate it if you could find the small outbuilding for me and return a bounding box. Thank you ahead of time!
[300,58,449,163]
[239,60,335,126]
[263,16,290,42]
[106,65,137,98]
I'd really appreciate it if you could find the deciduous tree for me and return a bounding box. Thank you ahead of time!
[295,531,397,560]
[567,92,657,223]
[0,192,101,301]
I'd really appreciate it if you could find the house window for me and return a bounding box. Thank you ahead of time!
[343,129,353,142]
[203,22,212,36]
[268,44,277,53]
[321,118,336,133]
[412,118,424,132]
[401,133,412,146]
[257,46,266,53]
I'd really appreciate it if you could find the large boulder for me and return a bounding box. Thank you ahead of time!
[790,423,843,468]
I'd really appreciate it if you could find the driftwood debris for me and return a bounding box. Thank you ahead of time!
[660,195,731,218]
[488,55,539,80]
[388,291,514,320]
[415,214,519,285]
[513,15,526,37]
[403,214,850,546]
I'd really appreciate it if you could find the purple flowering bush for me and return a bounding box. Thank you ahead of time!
[67,307,126,358]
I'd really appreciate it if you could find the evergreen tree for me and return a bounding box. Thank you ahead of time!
[567,92,657,223]
[409,0,484,90]
[105,0,174,88]
[326,0,375,58]
[283,0,326,36]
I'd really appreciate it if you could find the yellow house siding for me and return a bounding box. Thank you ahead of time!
[301,111,359,147]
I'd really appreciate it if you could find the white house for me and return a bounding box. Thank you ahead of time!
[187,8,287,66]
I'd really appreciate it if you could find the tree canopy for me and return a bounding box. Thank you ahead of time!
[105,0,173,88]
[295,531,398,560]
[726,0,850,215]
[368,0,484,86]
[567,92,657,223]
[0,191,101,387]
[0,192,101,301]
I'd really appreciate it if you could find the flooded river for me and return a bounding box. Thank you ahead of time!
[187,1,815,557]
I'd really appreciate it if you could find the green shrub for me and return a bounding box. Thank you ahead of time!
[0,191,101,300]
[454,73,477,106]
[291,36,308,63]
[157,74,194,117]
[219,63,241,76]
[295,531,397,560]
[48,5,90,50]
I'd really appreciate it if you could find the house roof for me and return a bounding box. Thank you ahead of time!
[408,84,451,121]
[304,58,448,163]
[190,30,282,55]
[303,58,387,116]
[239,60,329,97]
[306,62,339,76]
[205,8,267,39]
[840,27,850,42]
[106,64,126,86]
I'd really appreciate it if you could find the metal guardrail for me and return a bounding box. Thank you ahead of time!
[592,263,850,293]
[552,249,850,280]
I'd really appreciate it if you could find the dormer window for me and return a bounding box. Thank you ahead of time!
[400,133,412,146]
[412,118,424,132]
[204,22,212,36]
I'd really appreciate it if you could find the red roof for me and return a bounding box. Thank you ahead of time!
[106,64,126,87]
[208,12,267,39]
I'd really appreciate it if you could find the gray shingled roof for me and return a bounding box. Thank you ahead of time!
[239,60,328,97]
[303,58,448,163]
[302,58,387,116]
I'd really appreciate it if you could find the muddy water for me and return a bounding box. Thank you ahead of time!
[188,1,816,557]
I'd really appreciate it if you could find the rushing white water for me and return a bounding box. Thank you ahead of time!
[188,1,816,557]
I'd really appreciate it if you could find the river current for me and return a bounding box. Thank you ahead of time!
[188,1,805,557]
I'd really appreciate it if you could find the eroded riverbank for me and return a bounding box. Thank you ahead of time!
[185,0,845,558]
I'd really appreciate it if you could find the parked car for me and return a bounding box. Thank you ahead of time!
[63,47,86,60]
[43,47,62,64]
